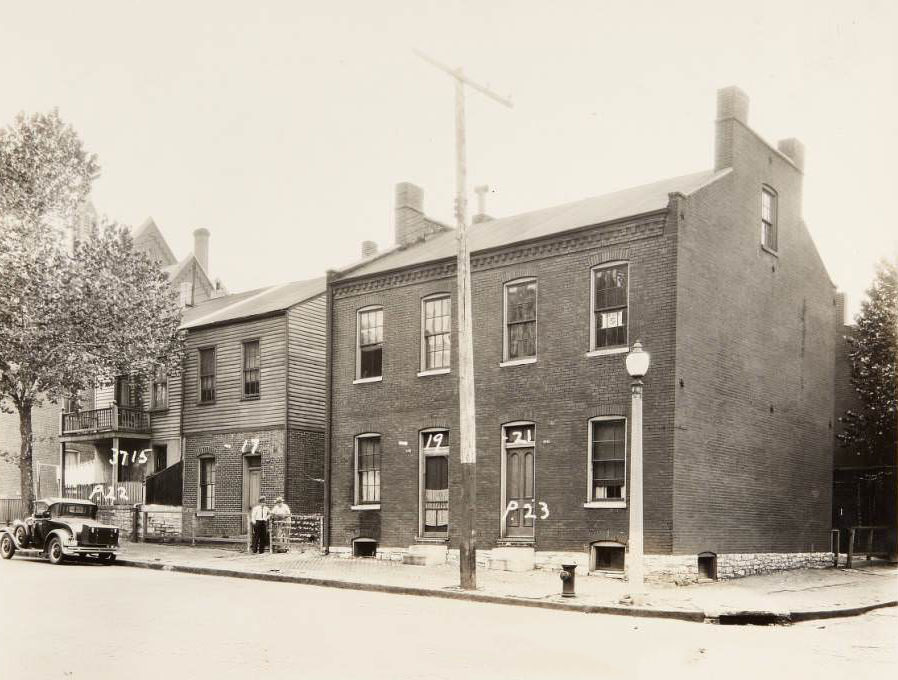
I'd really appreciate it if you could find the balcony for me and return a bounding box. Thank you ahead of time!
[61,405,151,436]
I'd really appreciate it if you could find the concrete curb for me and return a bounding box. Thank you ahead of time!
[116,558,705,622]
[115,558,897,625]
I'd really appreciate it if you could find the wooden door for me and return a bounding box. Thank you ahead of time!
[423,455,449,534]
[505,447,534,538]
[247,469,261,511]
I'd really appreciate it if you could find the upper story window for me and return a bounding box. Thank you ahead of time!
[591,263,629,351]
[504,279,537,362]
[357,307,384,381]
[151,366,168,409]
[761,187,777,252]
[115,375,135,408]
[243,340,261,398]
[354,434,382,506]
[422,295,451,372]
[199,348,216,403]
[589,418,627,503]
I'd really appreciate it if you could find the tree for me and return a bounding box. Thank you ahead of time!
[0,111,184,513]
[838,258,898,457]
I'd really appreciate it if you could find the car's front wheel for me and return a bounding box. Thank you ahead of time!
[46,537,64,565]
[98,553,116,563]
[0,534,14,559]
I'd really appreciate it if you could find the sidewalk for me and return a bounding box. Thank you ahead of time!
[116,543,897,624]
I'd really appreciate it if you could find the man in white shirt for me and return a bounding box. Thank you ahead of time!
[270,496,291,553]
[250,496,270,554]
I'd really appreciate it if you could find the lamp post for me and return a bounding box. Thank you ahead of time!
[625,340,650,595]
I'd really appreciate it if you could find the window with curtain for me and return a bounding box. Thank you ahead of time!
[592,264,628,350]
[199,458,215,510]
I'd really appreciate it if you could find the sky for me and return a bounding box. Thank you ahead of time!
[1,0,895,320]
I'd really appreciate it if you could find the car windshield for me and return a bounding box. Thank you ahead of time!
[52,504,97,519]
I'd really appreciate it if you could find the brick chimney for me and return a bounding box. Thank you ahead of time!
[777,138,805,172]
[193,228,210,274]
[472,184,493,224]
[714,86,750,171]
[834,291,847,326]
[361,240,378,258]
[394,182,450,247]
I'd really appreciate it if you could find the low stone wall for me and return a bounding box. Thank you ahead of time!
[141,505,183,539]
[644,552,834,583]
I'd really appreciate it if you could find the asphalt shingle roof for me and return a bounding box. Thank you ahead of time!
[345,169,727,279]
[180,277,326,330]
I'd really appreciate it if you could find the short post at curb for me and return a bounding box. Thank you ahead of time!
[560,563,577,598]
[625,340,650,597]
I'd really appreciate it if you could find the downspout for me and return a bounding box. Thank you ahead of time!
[323,270,337,553]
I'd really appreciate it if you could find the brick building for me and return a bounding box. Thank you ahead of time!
[179,278,327,537]
[325,86,838,579]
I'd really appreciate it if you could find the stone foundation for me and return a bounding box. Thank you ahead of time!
[644,552,834,583]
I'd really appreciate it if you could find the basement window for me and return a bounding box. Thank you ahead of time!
[352,538,377,558]
[591,542,625,572]
[698,552,717,580]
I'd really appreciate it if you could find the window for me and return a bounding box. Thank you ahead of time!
[761,187,777,251]
[357,307,384,380]
[152,444,167,473]
[589,418,626,502]
[115,375,134,407]
[151,366,168,409]
[243,340,260,398]
[355,435,381,505]
[591,263,628,350]
[199,348,216,403]
[422,296,451,371]
[504,279,537,361]
[199,458,215,510]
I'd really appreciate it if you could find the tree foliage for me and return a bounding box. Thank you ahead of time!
[0,110,184,511]
[838,258,898,456]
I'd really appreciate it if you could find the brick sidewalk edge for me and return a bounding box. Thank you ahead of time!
[114,558,897,625]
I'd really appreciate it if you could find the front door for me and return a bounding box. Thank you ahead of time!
[423,456,449,535]
[244,456,262,534]
[504,425,535,538]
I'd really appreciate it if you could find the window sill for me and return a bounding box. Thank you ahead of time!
[760,243,779,257]
[353,376,383,385]
[350,504,381,511]
[240,395,261,402]
[196,401,216,406]
[417,368,451,377]
[196,510,215,517]
[586,346,629,358]
[499,357,537,368]
[148,407,169,414]
[583,501,627,509]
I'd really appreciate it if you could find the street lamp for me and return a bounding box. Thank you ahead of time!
[625,340,650,595]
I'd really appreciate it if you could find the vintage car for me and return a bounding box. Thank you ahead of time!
[0,497,119,564]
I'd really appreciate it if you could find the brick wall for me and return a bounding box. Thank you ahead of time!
[671,103,835,555]
[286,429,324,514]
[329,216,678,555]
[0,402,60,498]
[183,428,286,536]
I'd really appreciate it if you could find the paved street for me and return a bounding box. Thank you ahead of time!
[1,557,895,679]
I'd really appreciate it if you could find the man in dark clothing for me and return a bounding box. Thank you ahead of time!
[250,496,270,553]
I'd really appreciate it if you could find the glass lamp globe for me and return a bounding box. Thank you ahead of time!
[625,340,650,378]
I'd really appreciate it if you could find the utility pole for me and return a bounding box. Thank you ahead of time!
[414,50,512,590]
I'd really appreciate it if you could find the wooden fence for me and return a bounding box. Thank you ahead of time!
[0,499,26,525]
[145,462,182,506]
[64,481,145,506]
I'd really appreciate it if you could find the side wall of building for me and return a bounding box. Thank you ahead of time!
[673,121,835,555]
[0,403,60,498]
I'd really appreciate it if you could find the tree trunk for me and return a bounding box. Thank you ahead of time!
[18,401,35,515]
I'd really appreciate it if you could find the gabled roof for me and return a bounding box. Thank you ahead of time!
[344,169,728,279]
[133,217,178,266]
[180,276,326,330]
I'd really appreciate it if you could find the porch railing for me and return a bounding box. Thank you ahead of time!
[61,405,150,435]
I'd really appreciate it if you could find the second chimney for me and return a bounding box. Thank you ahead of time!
[361,240,378,258]
[193,228,210,274]
[714,85,749,171]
